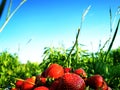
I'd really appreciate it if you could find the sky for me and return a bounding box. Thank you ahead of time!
[0,0,120,63]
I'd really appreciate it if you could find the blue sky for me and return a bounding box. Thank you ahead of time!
[0,0,120,63]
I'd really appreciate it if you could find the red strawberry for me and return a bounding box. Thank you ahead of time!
[64,67,72,73]
[45,63,64,79]
[101,81,108,90]
[49,79,61,90]
[34,86,49,90]
[58,73,85,90]
[21,76,36,90]
[74,68,87,78]
[15,79,24,89]
[40,77,46,84]
[95,81,108,90]
[86,74,104,89]
[36,76,47,86]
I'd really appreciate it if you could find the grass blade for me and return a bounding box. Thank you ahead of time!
[109,8,112,33]
[104,19,120,61]
[0,0,27,32]
[0,0,6,18]
[66,5,91,67]
[6,0,12,20]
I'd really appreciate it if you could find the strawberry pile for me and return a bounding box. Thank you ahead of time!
[11,63,111,90]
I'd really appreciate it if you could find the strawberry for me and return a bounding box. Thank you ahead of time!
[36,76,47,86]
[100,81,108,90]
[86,74,104,89]
[74,68,87,78]
[49,78,61,90]
[34,86,49,90]
[64,67,72,73]
[21,76,36,90]
[15,79,24,89]
[39,77,46,84]
[45,63,64,79]
[95,81,108,90]
[58,73,85,90]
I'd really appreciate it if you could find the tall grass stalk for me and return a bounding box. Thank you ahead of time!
[109,8,112,33]
[112,7,120,29]
[0,0,27,32]
[66,5,91,67]
[104,19,120,61]
[6,0,12,19]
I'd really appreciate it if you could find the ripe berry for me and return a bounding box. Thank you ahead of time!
[86,74,104,89]
[45,63,64,79]
[21,76,36,90]
[58,73,85,90]
[74,68,87,78]
[34,86,49,90]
